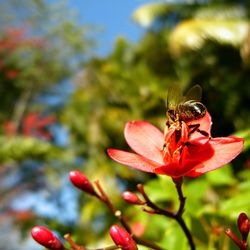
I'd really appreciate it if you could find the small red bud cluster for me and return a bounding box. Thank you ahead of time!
[68,170,97,196]
[109,224,138,250]
[225,212,250,250]
[122,191,144,205]
[68,171,139,249]
[238,213,250,241]
[31,170,142,250]
[31,226,64,250]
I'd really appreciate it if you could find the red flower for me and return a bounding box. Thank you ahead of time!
[22,112,55,139]
[2,112,55,140]
[5,69,18,79]
[107,113,244,178]
[3,121,17,135]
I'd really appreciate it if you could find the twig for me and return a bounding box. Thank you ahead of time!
[64,233,118,250]
[225,229,248,250]
[137,179,195,250]
[173,178,195,250]
[94,180,165,250]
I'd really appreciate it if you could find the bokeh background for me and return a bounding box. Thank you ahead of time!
[0,0,250,249]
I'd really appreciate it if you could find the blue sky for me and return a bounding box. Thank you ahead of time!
[67,0,157,55]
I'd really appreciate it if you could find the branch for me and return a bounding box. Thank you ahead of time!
[137,179,195,250]
[94,180,165,250]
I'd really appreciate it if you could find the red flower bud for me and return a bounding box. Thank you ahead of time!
[122,191,144,205]
[109,224,138,250]
[31,226,64,250]
[69,171,96,195]
[237,213,250,241]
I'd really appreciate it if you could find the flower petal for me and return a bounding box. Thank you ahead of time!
[124,121,165,164]
[186,136,244,177]
[107,149,161,173]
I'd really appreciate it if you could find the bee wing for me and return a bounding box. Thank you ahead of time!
[184,84,202,101]
[166,84,184,109]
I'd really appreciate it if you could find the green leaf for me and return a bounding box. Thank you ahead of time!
[233,128,250,151]
[191,216,208,246]
[160,221,188,250]
[219,190,250,217]
[144,175,177,203]
[0,136,69,163]
[185,178,210,215]
[205,165,236,186]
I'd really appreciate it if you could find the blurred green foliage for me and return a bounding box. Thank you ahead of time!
[0,0,250,249]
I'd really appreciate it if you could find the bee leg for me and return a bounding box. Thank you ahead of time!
[188,124,209,137]
[197,129,209,137]
[188,124,200,134]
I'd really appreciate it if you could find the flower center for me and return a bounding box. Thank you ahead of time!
[162,122,189,164]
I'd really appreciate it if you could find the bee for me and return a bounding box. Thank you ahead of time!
[166,84,208,136]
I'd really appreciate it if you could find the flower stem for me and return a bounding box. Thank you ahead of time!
[174,178,186,216]
[175,216,195,250]
[94,180,165,250]
[137,180,196,250]
[173,178,195,250]
[137,184,175,218]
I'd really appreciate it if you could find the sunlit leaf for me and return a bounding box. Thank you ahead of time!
[194,4,247,20]
[185,178,210,215]
[132,3,169,28]
[169,20,249,56]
